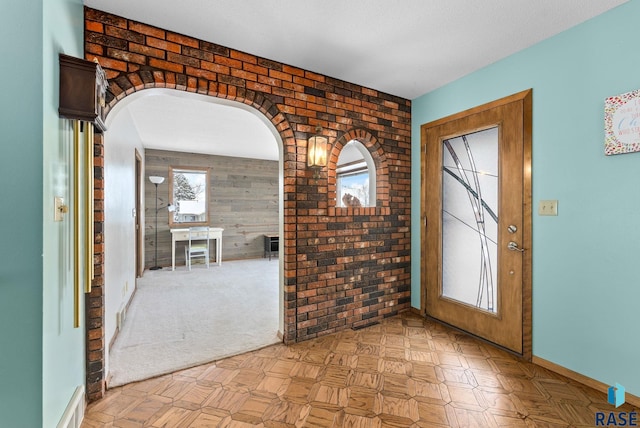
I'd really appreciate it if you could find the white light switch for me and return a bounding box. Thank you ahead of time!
[538,200,558,216]
[54,197,68,222]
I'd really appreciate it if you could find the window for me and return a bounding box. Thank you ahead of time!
[336,140,376,207]
[169,166,209,227]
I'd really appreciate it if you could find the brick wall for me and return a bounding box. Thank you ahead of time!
[86,132,105,401]
[85,6,411,400]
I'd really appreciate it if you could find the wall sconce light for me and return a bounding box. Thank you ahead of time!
[307,125,328,179]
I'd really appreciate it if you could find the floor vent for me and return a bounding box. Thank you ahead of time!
[56,385,84,428]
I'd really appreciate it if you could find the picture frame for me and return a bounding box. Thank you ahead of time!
[604,89,640,155]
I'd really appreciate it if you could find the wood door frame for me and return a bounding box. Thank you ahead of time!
[135,149,144,278]
[420,89,532,360]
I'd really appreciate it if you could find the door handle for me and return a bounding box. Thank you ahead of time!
[507,241,525,252]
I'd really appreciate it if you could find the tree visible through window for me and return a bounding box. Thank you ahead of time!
[169,167,209,227]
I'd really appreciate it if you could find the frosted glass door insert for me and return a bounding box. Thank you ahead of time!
[442,127,498,313]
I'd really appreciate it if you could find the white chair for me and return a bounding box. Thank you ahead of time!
[184,226,210,270]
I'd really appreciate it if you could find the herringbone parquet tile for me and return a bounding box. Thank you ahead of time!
[82,312,636,427]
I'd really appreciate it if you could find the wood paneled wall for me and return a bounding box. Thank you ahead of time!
[145,149,278,267]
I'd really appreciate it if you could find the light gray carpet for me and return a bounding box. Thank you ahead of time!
[108,258,280,387]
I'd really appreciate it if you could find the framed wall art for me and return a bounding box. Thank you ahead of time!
[604,89,640,155]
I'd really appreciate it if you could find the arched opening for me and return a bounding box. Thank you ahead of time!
[336,140,377,208]
[327,128,390,215]
[97,87,288,387]
[82,11,414,397]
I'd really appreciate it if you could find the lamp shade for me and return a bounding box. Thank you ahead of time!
[149,175,165,185]
[307,134,328,168]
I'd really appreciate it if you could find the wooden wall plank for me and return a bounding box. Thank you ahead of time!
[144,149,278,267]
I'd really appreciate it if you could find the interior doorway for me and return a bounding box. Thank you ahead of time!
[102,88,285,386]
[134,149,143,278]
[421,90,532,357]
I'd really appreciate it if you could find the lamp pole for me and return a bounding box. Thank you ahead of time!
[148,176,165,270]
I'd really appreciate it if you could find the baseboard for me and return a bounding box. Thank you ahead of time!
[533,356,640,408]
[109,286,138,350]
[107,286,139,389]
[409,307,423,316]
[56,385,85,428]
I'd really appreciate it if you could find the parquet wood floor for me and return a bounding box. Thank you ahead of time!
[82,312,636,427]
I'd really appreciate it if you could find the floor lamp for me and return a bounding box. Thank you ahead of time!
[149,175,165,270]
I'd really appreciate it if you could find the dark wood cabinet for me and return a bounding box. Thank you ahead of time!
[264,235,279,261]
[59,53,108,132]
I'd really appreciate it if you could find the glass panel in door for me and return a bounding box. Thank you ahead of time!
[441,127,498,313]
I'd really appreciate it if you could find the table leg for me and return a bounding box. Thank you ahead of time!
[172,236,176,271]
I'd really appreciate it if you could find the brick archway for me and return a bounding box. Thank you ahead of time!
[85,7,412,402]
[87,71,298,401]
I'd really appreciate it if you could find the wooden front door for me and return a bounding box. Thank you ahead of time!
[421,90,532,356]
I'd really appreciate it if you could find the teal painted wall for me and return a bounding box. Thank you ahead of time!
[42,0,86,425]
[1,0,84,426]
[0,1,45,426]
[412,0,640,396]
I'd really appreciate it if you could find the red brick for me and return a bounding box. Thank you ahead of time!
[167,52,200,68]
[214,55,242,69]
[230,50,257,64]
[129,21,165,39]
[86,42,103,56]
[105,26,144,44]
[167,32,199,48]
[146,37,181,53]
[270,70,293,82]
[86,8,126,28]
[182,46,214,62]
[243,63,268,76]
[92,55,127,72]
[283,64,305,77]
[185,66,216,81]
[149,58,184,74]
[128,73,143,88]
[107,48,146,65]
[86,21,104,33]
[187,76,197,91]
[304,70,325,82]
[129,42,165,59]
[201,61,230,74]
[153,71,165,85]
[228,68,255,81]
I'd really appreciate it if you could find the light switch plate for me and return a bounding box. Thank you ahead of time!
[538,200,558,216]
[54,197,66,222]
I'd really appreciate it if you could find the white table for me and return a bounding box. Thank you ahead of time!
[170,228,224,270]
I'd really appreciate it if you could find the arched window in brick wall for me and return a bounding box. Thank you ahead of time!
[328,129,390,215]
[336,140,376,208]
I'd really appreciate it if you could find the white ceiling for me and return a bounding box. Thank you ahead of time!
[110,89,280,160]
[87,0,627,158]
